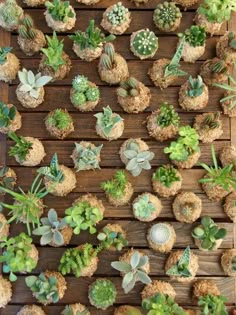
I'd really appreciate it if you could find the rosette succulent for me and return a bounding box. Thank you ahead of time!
[94,106,123,136]
[45,0,74,22]
[198,294,228,315]
[179,26,206,47]
[0,102,16,129]
[152,165,180,188]
[101,170,129,200]
[97,226,128,251]
[155,102,180,128]
[0,0,23,30]
[89,279,117,309]
[72,142,103,171]
[133,194,156,219]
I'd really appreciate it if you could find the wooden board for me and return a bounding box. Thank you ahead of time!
[0,1,236,314]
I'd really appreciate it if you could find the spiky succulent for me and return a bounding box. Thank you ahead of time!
[106,2,129,26]
[148,223,174,246]
[153,1,182,31]
[69,20,115,50]
[101,170,128,200]
[18,68,52,99]
[0,0,23,30]
[18,15,36,40]
[0,167,15,193]
[152,165,180,188]
[117,77,140,98]
[0,47,12,65]
[198,294,228,315]
[111,251,151,293]
[198,0,236,23]
[214,74,236,110]
[178,26,206,47]
[72,75,89,92]
[228,31,236,50]
[192,216,227,250]
[94,106,123,136]
[46,109,73,130]
[99,43,115,70]
[25,273,59,304]
[156,102,180,128]
[97,226,128,251]
[33,209,67,246]
[8,131,32,163]
[131,29,158,57]
[45,0,74,22]
[187,75,204,97]
[133,194,156,219]
[166,246,192,278]
[0,233,37,282]
[200,112,221,130]
[62,305,89,315]
[210,59,228,75]
[41,32,65,72]
[0,102,16,128]
[89,279,117,309]
[37,153,64,183]
[72,142,102,171]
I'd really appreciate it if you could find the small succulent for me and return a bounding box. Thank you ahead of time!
[117,77,140,98]
[97,226,128,251]
[37,153,64,183]
[133,194,156,219]
[0,47,12,65]
[0,0,23,30]
[187,75,204,97]
[153,165,180,188]
[89,279,117,309]
[65,200,103,234]
[46,109,73,130]
[156,102,180,128]
[94,106,123,136]
[0,102,16,128]
[25,273,59,304]
[111,251,151,293]
[18,68,52,99]
[214,74,236,110]
[131,29,158,57]
[62,305,89,315]
[178,26,206,47]
[148,223,174,247]
[8,131,32,163]
[192,216,227,250]
[200,112,221,130]
[72,75,89,92]
[198,0,236,23]
[45,0,74,22]
[72,142,102,171]
[228,31,236,50]
[0,233,37,282]
[99,43,116,70]
[198,294,228,315]
[41,32,65,72]
[33,209,67,246]
[166,246,192,278]
[153,1,182,30]
[123,140,154,176]
[106,2,129,26]
[18,15,36,40]
[211,60,228,75]
[101,170,128,200]
[0,167,15,193]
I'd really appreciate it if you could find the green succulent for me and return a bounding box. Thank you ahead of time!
[156,102,180,128]
[210,59,228,75]
[178,26,206,47]
[45,0,74,22]
[198,0,236,23]
[71,75,100,106]
[166,246,192,278]
[25,273,59,305]
[200,112,221,130]
[0,102,16,128]
[89,279,117,309]
[37,153,64,183]
[213,74,236,110]
[18,14,36,40]
[65,200,103,234]
[72,75,89,92]
[101,170,129,200]
[198,294,228,315]
[62,305,89,315]
[0,233,37,282]
[72,142,102,171]
[0,166,15,193]
[117,77,140,98]
[192,216,227,250]
[0,47,12,65]
[94,106,123,136]
[106,2,129,26]
[0,0,23,30]
[8,131,33,163]
[33,209,67,246]
[228,31,236,50]
[131,29,158,57]
[152,165,180,188]
[46,109,73,130]
[148,223,174,247]
[153,1,182,31]
[86,87,100,101]
[187,75,204,97]
[133,194,156,219]
[97,226,128,251]
[111,251,151,293]
[99,43,115,70]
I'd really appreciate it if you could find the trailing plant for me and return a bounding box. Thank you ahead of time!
[0,47,12,65]
[192,216,227,250]
[199,112,221,130]
[187,75,204,97]
[101,170,128,200]
[33,209,67,246]
[106,2,129,26]
[198,0,236,23]
[199,144,236,191]
[88,279,117,309]
[45,0,74,22]
[166,246,192,278]
[99,43,116,70]
[131,29,158,57]
[164,126,200,161]
[0,166,15,193]
[65,200,103,234]
[0,102,16,128]
[211,60,228,75]
[37,153,64,183]
[0,232,37,282]
[97,226,128,251]
[72,142,102,171]
[8,131,32,163]
[0,0,23,29]
[69,20,115,50]
[117,77,140,98]
[25,272,59,304]
[155,102,180,128]
[18,15,36,40]
[133,194,156,219]
[178,26,206,47]
[18,68,52,99]
[198,294,228,315]
[46,109,73,130]
[228,31,236,50]
[41,32,65,72]
[153,2,182,31]
[153,165,180,188]
[111,251,151,293]
[62,305,89,315]
[213,74,236,110]
[94,106,123,136]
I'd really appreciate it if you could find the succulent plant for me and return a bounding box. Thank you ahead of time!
[45,0,74,22]
[155,102,180,128]
[0,167,15,193]
[101,170,128,200]
[97,226,128,251]
[133,194,156,219]
[106,2,129,26]
[166,246,192,278]
[198,0,236,23]
[153,1,182,31]
[46,109,73,130]
[99,43,115,70]
[25,273,59,304]
[89,279,117,309]
[0,233,37,282]
[200,112,221,130]
[18,68,52,99]
[18,15,37,40]
[72,142,102,171]
[153,165,180,188]
[33,209,67,246]
[228,31,236,50]
[187,75,204,97]
[117,77,140,98]
[148,223,174,247]
[198,294,228,315]
[8,131,32,163]
[123,140,154,176]
[38,153,64,183]
[211,60,228,75]
[72,75,89,92]
[214,74,236,111]
[131,29,158,57]
[0,102,16,128]
[192,216,227,250]
[41,32,65,72]
[0,47,12,65]
[62,305,89,315]
[94,106,123,136]
[178,26,206,47]
[111,251,151,293]
[0,0,23,30]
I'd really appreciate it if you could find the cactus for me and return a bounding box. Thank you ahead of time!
[94,106,123,136]
[86,87,100,102]
[201,112,221,130]
[187,75,204,97]
[211,60,228,74]
[46,109,73,130]
[133,194,156,219]
[0,0,23,30]
[153,1,182,31]
[0,47,12,65]
[72,142,102,171]
[89,279,117,309]
[231,256,236,271]
[131,29,158,57]
[72,75,100,106]
[117,77,140,98]
[18,15,36,40]
[99,43,115,70]
[156,102,180,128]
[148,223,173,246]
[72,75,89,92]
[0,102,16,128]
[178,25,206,47]
[45,0,74,23]
[106,2,129,26]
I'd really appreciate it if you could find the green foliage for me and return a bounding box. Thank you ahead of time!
[0,102,16,128]
[178,26,206,47]
[200,112,221,130]
[46,109,72,130]
[45,0,74,22]
[73,142,102,171]
[228,31,236,50]
[0,47,12,65]
[71,75,100,106]
[18,68,52,99]
[0,233,37,282]
[0,166,15,193]
[156,102,180,128]
[198,294,228,315]
[38,153,64,183]
[89,279,117,309]
[153,1,182,31]
[41,32,65,72]
[8,131,32,163]
[101,170,128,199]
[192,216,227,250]
[187,75,204,97]
[72,75,89,92]
[99,43,115,70]
[69,20,115,50]
[133,194,156,219]
[153,165,180,188]
[65,200,103,235]
[94,106,123,136]
[106,2,129,26]
[210,60,228,74]
[123,140,154,177]
[166,246,192,278]
[0,0,23,29]
[25,273,59,304]
[33,209,67,246]
[18,15,36,40]
[97,226,128,251]
[213,74,236,110]
[164,126,199,162]
[131,29,158,57]
[62,305,89,315]
[142,293,187,315]
[117,77,140,98]
[198,0,236,23]
[199,144,236,191]
[111,251,151,293]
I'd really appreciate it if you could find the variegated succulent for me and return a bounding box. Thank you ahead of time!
[37,153,64,183]
[94,106,123,136]
[72,142,103,171]
[166,246,192,278]
[133,194,156,219]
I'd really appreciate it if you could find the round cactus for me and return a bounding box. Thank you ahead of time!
[100,53,113,70]
[153,2,182,31]
[131,29,158,57]
[86,87,100,102]
[72,92,87,106]
[106,2,129,26]
[72,75,89,92]
[149,223,172,245]
[117,87,129,98]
